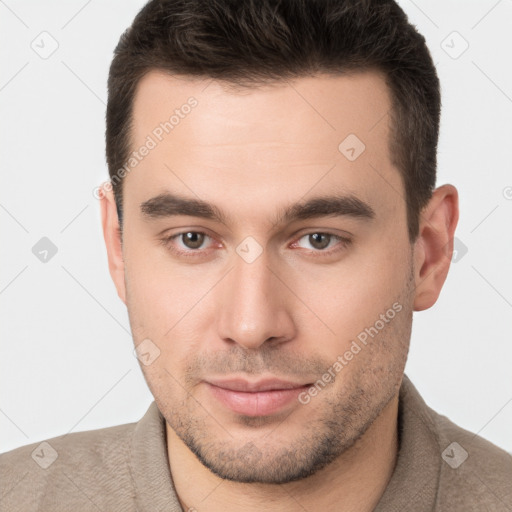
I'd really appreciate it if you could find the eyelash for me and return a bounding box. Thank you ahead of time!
[160,231,352,259]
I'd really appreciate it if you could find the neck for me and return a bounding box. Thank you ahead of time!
[167,394,399,512]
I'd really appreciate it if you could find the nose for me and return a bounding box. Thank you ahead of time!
[216,248,296,350]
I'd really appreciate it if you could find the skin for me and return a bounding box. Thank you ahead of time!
[101,70,458,511]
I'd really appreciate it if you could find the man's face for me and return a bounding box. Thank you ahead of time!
[120,70,415,483]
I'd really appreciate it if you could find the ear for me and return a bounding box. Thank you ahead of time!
[413,184,459,311]
[100,185,127,304]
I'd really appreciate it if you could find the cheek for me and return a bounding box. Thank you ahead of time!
[124,242,218,371]
[292,241,410,344]
[124,234,194,326]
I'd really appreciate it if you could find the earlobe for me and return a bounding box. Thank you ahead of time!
[413,184,459,311]
[99,185,127,304]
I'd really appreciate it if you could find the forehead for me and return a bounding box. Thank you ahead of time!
[131,69,392,147]
[125,70,402,227]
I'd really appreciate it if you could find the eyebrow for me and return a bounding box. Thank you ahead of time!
[140,192,375,226]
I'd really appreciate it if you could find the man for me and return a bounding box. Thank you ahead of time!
[1,0,511,510]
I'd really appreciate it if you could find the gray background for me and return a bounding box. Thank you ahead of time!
[1,0,511,454]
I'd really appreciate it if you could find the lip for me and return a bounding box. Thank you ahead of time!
[205,378,311,417]
[208,378,309,392]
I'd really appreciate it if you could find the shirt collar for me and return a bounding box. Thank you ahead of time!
[129,401,183,512]
[374,374,441,511]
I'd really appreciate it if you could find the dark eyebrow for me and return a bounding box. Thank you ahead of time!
[140,192,375,225]
[141,193,227,223]
[274,194,375,225]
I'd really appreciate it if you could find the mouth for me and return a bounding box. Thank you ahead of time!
[205,378,312,417]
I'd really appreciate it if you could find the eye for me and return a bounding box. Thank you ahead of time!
[292,232,351,255]
[161,231,215,258]
[177,231,208,250]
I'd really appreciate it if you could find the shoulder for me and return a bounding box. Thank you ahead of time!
[429,406,512,510]
[0,421,137,511]
[401,376,512,512]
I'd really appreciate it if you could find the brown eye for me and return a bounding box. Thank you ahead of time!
[308,233,331,250]
[292,232,352,257]
[180,232,205,249]
[161,230,217,259]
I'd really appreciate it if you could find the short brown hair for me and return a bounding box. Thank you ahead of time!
[106,0,440,241]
